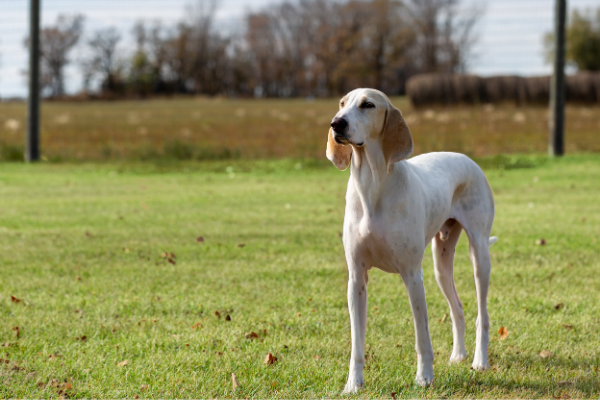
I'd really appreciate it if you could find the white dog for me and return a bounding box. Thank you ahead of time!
[326,88,497,393]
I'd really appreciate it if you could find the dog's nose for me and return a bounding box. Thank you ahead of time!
[331,117,348,132]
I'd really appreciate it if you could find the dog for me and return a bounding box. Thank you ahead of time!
[326,88,497,393]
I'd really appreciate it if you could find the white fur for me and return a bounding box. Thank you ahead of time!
[329,89,497,393]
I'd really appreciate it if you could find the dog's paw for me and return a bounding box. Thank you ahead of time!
[449,351,467,364]
[415,372,434,387]
[341,377,364,394]
[471,358,489,371]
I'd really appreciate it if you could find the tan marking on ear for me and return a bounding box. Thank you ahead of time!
[326,128,352,170]
[382,104,413,174]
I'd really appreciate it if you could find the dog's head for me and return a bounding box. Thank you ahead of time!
[326,88,413,173]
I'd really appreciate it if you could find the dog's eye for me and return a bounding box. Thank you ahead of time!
[340,102,345,107]
[361,102,375,109]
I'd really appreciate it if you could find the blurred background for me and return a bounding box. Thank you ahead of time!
[0,0,599,162]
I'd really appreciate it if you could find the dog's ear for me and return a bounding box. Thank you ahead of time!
[326,127,352,170]
[382,105,413,174]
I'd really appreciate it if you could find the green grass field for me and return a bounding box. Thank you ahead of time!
[1,155,599,398]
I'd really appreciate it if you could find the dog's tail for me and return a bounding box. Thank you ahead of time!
[488,236,498,247]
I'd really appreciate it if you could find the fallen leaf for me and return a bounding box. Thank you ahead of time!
[62,382,72,390]
[536,238,546,246]
[297,312,301,317]
[498,326,509,340]
[161,252,168,258]
[264,353,277,365]
[168,258,176,265]
[10,296,21,303]
[12,326,20,339]
[214,311,221,318]
[77,335,87,341]
[140,384,148,392]
[232,373,240,389]
[539,350,553,358]
[238,243,245,248]
[554,303,564,310]
[245,332,259,339]
[561,394,572,399]
[192,322,202,329]
[170,253,176,258]
[0,358,9,364]
[441,313,448,323]
[49,379,59,387]
[196,236,205,243]
[37,382,45,388]
[117,359,129,367]
[391,392,397,400]
[76,276,82,281]
[85,231,91,237]
[562,324,573,330]
[313,355,321,360]
[263,329,268,336]
[225,314,231,321]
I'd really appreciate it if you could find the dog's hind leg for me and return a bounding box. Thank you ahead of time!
[432,219,467,363]
[468,234,492,371]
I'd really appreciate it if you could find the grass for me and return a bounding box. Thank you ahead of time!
[1,97,600,161]
[1,155,599,398]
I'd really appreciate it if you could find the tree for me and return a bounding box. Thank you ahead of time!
[545,7,600,71]
[82,27,122,94]
[26,14,85,97]
[406,0,482,73]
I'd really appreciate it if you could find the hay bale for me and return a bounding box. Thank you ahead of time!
[407,72,600,107]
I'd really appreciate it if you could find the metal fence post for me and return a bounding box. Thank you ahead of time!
[549,0,566,157]
[26,0,41,162]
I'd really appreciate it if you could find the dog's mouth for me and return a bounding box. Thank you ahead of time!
[333,134,363,147]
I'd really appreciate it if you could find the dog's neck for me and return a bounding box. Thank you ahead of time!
[350,138,405,218]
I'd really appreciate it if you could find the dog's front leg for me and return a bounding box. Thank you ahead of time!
[401,268,435,387]
[342,266,368,394]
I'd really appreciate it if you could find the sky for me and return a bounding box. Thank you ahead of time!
[1,0,599,98]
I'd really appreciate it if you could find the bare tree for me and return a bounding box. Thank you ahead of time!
[407,0,482,73]
[82,27,121,93]
[26,14,85,97]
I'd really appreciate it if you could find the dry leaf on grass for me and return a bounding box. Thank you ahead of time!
[498,326,509,340]
[232,373,240,389]
[225,315,231,321]
[168,258,176,265]
[10,296,21,303]
[391,392,397,400]
[76,335,87,341]
[554,303,564,310]
[196,236,205,243]
[140,384,148,392]
[313,355,321,360]
[117,359,129,367]
[536,238,547,246]
[245,332,259,339]
[264,353,277,365]
[192,322,202,329]
[12,326,20,339]
[562,324,573,330]
[238,243,245,248]
[539,350,554,358]
[214,311,221,318]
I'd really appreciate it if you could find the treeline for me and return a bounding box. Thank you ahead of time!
[32,0,481,98]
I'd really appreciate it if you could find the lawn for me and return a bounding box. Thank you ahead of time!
[1,155,599,398]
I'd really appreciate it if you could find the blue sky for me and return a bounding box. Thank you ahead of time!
[1,0,599,98]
